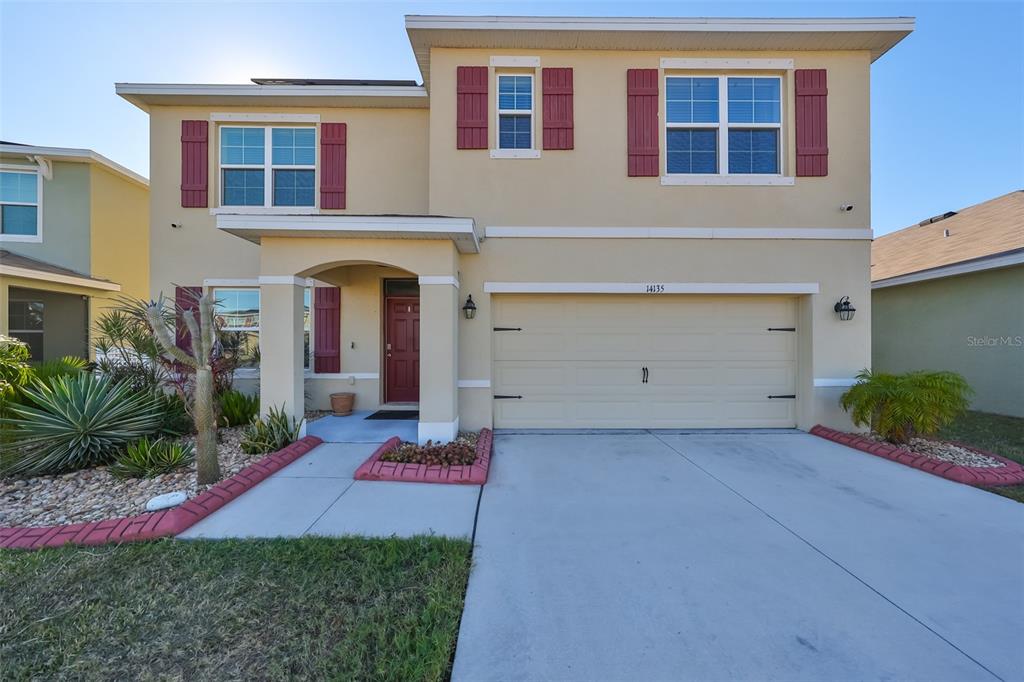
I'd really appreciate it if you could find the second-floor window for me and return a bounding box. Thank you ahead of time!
[0,169,40,239]
[497,75,534,150]
[220,127,315,207]
[666,76,782,176]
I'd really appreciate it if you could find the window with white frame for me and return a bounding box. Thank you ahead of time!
[212,287,312,369]
[220,127,315,207]
[497,75,534,150]
[0,169,40,238]
[665,75,782,175]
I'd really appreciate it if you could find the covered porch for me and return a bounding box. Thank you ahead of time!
[218,214,477,444]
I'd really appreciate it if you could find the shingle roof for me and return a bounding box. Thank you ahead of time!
[0,249,117,286]
[871,191,1024,282]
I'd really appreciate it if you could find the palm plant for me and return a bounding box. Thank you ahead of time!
[1,373,163,476]
[840,369,973,445]
[31,356,88,383]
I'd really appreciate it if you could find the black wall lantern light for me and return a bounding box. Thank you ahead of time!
[462,294,477,320]
[834,296,856,321]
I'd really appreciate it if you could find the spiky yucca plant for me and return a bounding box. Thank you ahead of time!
[109,438,195,479]
[1,373,163,475]
[840,369,973,444]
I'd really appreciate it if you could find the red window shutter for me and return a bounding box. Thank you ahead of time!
[320,123,347,209]
[456,66,488,149]
[175,286,203,351]
[795,69,829,177]
[626,69,659,177]
[180,121,208,207]
[542,68,574,150]
[313,287,341,373]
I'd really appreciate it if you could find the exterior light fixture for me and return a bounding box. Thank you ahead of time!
[462,294,477,320]
[834,296,856,321]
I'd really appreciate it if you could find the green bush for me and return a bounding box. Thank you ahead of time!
[240,405,303,455]
[157,392,193,437]
[218,389,259,427]
[840,369,973,445]
[1,374,164,476]
[109,438,195,479]
[0,335,31,408]
[31,356,88,383]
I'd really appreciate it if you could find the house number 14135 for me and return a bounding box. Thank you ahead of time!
[645,284,665,293]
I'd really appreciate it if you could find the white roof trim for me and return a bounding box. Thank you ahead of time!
[216,213,479,253]
[0,264,121,292]
[872,250,1024,289]
[483,281,820,295]
[406,15,916,33]
[485,226,873,240]
[0,144,148,187]
[116,83,427,99]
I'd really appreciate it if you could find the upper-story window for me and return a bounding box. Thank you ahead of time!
[220,127,315,207]
[497,75,534,150]
[666,76,782,176]
[0,169,41,240]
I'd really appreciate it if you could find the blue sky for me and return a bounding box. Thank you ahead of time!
[1,1,1021,235]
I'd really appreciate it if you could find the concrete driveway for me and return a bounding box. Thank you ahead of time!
[452,431,1024,681]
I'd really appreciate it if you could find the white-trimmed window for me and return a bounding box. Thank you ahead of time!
[0,168,41,240]
[212,287,312,369]
[665,75,782,176]
[496,74,534,150]
[219,127,315,207]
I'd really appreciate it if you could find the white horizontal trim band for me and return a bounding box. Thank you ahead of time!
[211,113,320,123]
[483,281,821,294]
[490,149,541,159]
[116,83,427,99]
[405,16,916,33]
[204,278,258,287]
[0,265,121,292]
[490,56,541,67]
[485,226,873,240]
[217,213,475,232]
[307,372,379,380]
[872,250,1024,289]
[814,378,859,387]
[458,379,491,388]
[258,275,306,286]
[661,57,794,70]
[661,175,795,186]
[418,275,460,288]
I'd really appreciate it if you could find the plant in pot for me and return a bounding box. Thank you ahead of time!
[330,391,355,416]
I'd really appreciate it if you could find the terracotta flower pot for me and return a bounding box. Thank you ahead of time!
[330,392,355,416]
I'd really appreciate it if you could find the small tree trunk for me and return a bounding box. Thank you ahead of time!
[194,367,220,484]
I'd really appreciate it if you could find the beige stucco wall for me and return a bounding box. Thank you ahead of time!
[148,106,429,299]
[872,266,1024,417]
[428,48,871,231]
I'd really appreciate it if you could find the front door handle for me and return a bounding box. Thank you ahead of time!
[386,353,392,358]
[642,366,648,384]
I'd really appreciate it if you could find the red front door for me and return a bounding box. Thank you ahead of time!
[385,296,420,403]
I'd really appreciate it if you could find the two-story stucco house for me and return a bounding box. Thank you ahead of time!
[0,143,149,361]
[116,15,913,443]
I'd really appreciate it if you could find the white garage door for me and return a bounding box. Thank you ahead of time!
[492,294,798,429]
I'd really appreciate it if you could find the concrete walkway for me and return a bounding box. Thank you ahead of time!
[452,431,1024,681]
[179,415,479,539]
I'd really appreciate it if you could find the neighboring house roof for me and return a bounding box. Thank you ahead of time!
[0,249,121,292]
[871,191,1024,285]
[0,143,148,187]
[115,82,428,111]
[405,15,915,88]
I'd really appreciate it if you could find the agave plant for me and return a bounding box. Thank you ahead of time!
[240,405,303,455]
[109,438,195,479]
[840,369,973,445]
[1,373,164,476]
[218,388,259,427]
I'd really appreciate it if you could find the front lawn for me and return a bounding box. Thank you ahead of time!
[0,536,472,680]
[939,410,1024,502]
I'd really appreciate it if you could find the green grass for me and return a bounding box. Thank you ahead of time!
[938,410,1024,503]
[0,536,472,681]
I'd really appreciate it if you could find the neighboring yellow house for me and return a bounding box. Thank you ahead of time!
[0,143,149,360]
[872,191,1024,417]
[117,15,913,442]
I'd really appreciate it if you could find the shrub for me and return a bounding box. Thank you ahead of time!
[840,369,973,445]
[240,405,303,455]
[0,373,164,476]
[109,438,195,479]
[0,335,31,407]
[157,392,193,437]
[381,440,477,466]
[31,356,89,383]
[94,307,167,394]
[218,389,259,427]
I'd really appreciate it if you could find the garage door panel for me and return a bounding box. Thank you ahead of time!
[493,294,798,429]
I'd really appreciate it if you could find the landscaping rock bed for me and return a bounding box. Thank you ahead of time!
[864,434,1005,468]
[381,431,480,466]
[0,426,266,528]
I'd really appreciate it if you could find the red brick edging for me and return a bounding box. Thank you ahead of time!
[0,436,324,551]
[354,428,493,485]
[810,425,1024,487]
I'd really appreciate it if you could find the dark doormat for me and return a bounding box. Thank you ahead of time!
[365,410,419,420]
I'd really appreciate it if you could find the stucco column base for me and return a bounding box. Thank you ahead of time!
[258,277,305,425]
[418,277,459,444]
